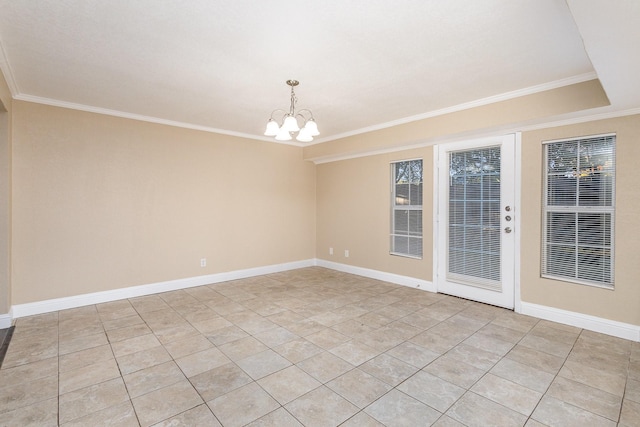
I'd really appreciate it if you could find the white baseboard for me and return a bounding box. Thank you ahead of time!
[0,313,11,329]
[315,259,436,293]
[520,302,640,342]
[11,259,316,319]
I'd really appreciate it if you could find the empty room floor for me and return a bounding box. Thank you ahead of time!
[0,267,638,426]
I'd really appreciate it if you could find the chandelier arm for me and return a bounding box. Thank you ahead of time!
[296,109,314,121]
[269,109,288,121]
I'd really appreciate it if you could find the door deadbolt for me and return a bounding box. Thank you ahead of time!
[505,206,511,212]
[505,215,512,221]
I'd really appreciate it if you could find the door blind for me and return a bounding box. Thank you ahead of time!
[448,147,501,290]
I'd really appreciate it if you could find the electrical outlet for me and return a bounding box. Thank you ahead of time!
[329,247,333,255]
[344,249,349,258]
[200,258,206,267]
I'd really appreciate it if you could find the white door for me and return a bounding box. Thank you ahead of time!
[436,135,516,309]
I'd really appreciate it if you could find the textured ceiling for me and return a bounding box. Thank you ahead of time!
[0,0,638,144]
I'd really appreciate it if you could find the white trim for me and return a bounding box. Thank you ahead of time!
[0,38,19,96]
[521,301,640,342]
[11,259,315,318]
[0,312,11,329]
[513,132,523,313]
[315,259,436,293]
[13,94,305,147]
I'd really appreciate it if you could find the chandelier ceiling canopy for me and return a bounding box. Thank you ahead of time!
[264,80,319,142]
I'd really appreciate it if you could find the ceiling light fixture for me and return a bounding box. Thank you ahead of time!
[264,80,319,142]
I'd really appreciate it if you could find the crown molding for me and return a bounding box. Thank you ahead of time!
[0,38,19,96]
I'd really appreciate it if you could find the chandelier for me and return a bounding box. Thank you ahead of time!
[264,80,319,142]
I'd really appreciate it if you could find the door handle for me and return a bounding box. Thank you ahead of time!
[504,227,512,233]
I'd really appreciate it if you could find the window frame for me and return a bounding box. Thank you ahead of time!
[390,158,423,259]
[541,133,616,289]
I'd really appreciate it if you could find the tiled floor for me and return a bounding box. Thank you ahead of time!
[0,267,639,426]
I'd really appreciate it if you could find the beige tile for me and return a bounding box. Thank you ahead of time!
[162,333,213,359]
[111,333,162,358]
[432,415,467,427]
[365,389,441,426]
[519,333,574,358]
[189,362,252,401]
[547,376,622,421]
[490,357,555,393]
[59,344,114,373]
[620,399,640,427]
[0,396,57,427]
[397,370,465,412]
[297,351,355,383]
[219,336,269,361]
[340,411,385,427]
[329,340,380,366]
[462,332,515,356]
[476,323,527,343]
[61,401,138,427]
[208,382,280,427]
[116,345,172,375]
[59,377,129,424]
[327,368,392,409]
[559,359,627,397]
[1,336,58,368]
[59,357,121,394]
[190,316,233,335]
[175,347,231,378]
[129,295,171,313]
[626,379,640,403]
[424,355,486,389]
[471,373,543,416]
[153,323,201,345]
[206,325,250,346]
[132,380,203,427]
[124,360,186,398]
[101,314,145,331]
[153,404,222,427]
[531,395,616,427]
[0,356,57,385]
[331,319,375,337]
[59,331,109,355]
[305,328,350,350]
[505,344,565,374]
[285,385,359,427]
[236,349,292,380]
[385,341,439,369]
[0,374,58,414]
[359,353,418,386]
[284,319,326,337]
[490,312,539,333]
[254,326,299,347]
[446,392,527,426]
[106,323,152,342]
[274,337,324,363]
[445,342,502,371]
[258,365,321,404]
[245,407,303,426]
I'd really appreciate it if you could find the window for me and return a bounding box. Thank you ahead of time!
[542,134,615,287]
[391,159,423,258]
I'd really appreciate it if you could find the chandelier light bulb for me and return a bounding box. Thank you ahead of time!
[275,127,292,141]
[264,119,280,136]
[265,80,318,143]
[282,115,300,132]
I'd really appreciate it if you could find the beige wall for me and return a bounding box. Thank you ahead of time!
[11,101,316,304]
[304,79,609,163]
[315,114,640,327]
[521,115,640,325]
[0,70,11,315]
[316,148,433,281]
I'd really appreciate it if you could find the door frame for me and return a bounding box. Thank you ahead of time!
[432,133,522,312]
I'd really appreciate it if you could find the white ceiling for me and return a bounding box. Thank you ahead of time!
[0,0,638,144]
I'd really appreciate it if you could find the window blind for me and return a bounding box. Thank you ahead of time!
[391,159,423,258]
[542,134,615,287]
